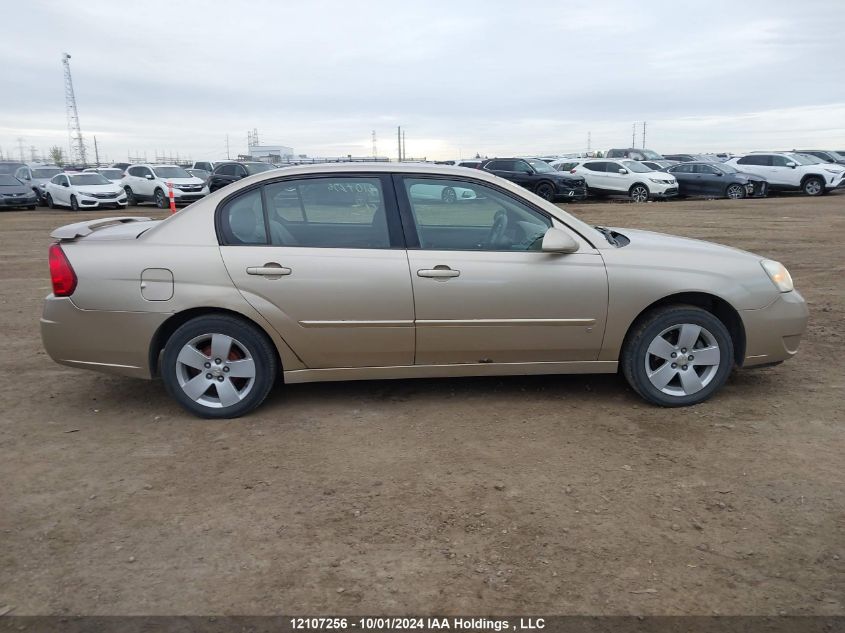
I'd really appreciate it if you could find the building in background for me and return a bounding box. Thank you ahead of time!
[246,143,295,163]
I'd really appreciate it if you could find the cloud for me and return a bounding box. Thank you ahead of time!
[1,0,844,162]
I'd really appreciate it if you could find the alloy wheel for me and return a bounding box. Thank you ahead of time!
[441,187,457,203]
[726,184,744,199]
[630,185,649,203]
[804,179,822,196]
[644,323,721,396]
[175,333,256,408]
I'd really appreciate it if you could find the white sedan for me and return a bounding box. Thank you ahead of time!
[408,182,477,203]
[45,172,128,211]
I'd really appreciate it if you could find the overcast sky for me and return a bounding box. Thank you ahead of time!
[1,0,844,163]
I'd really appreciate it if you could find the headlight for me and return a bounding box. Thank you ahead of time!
[78,191,95,197]
[823,168,842,174]
[760,259,793,293]
[649,178,663,183]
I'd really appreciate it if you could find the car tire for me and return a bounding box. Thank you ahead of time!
[46,194,55,209]
[629,184,650,203]
[154,188,168,209]
[621,305,733,407]
[161,315,279,419]
[441,186,457,203]
[725,183,746,199]
[70,195,79,212]
[124,187,137,206]
[802,176,824,196]
[535,182,555,201]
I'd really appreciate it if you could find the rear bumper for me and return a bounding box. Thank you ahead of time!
[740,290,809,367]
[41,296,167,379]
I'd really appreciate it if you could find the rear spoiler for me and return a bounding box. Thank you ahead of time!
[50,216,153,240]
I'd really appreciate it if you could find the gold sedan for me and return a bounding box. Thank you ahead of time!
[41,163,808,418]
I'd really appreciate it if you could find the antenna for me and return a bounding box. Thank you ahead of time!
[62,53,87,165]
[642,121,647,148]
[631,122,637,148]
[397,126,402,161]
[372,130,377,158]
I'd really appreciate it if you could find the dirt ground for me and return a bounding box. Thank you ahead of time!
[0,192,843,616]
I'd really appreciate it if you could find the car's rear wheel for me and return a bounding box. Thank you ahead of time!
[535,182,555,201]
[441,186,457,203]
[70,195,79,211]
[725,183,746,199]
[162,315,278,419]
[629,184,649,203]
[802,177,824,196]
[46,194,55,209]
[124,187,137,206]
[622,305,733,407]
[155,188,168,209]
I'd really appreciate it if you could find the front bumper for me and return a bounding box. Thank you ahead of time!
[651,186,679,198]
[740,290,809,367]
[554,184,588,201]
[172,191,207,203]
[746,180,768,197]
[0,195,37,207]
[41,295,167,379]
[78,194,128,208]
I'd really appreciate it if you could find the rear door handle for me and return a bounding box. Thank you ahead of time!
[247,265,292,276]
[417,267,460,279]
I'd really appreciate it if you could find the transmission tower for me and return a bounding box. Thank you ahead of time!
[62,53,87,165]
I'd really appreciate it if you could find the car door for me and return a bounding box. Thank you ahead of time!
[510,159,537,189]
[135,166,156,198]
[579,161,608,191]
[210,164,237,191]
[218,173,415,369]
[694,163,722,195]
[603,161,629,193]
[667,164,694,194]
[51,175,68,205]
[735,155,775,183]
[395,174,608,365]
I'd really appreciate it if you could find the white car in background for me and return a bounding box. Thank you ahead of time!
[409,182,477,203]
[121,164,208,208]
[44,172,128,210]
[725,152,845,196]
[565,159,678,202]
[84,167,126,183]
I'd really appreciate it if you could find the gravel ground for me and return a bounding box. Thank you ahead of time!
[0,192,843,616]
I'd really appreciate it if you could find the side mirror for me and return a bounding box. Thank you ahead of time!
[618,168,628,174]
[786,162,796,168]
[541,227,579,254]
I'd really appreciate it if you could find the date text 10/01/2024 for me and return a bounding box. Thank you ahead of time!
[290,617,546,630]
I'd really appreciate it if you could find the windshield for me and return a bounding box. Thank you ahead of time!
[153,166,191,179]
[788,153,818,165]
[0,164,23,175]
[640,150,663,160]
[622,160,651,173]
[0,175,21,186]
[97,169,124,179]
[526,159,554,173]
[32,167,62,178]
[245,163,273,175]
[69,174,111,186]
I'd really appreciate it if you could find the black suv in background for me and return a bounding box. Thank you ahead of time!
[480,157,586,201]
[207,161,275,192]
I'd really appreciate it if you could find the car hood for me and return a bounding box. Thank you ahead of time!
[0,185,32,195]
[611,227,757,261]
[163,177,205,185]
[72,183,124,193]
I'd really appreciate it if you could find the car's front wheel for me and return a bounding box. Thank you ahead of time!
[629,184,650,203]
[70,195,79,211]
[622,305,733,407]
[441,186,457,203]
[46,193,55,209]
[535,182,555,201]
[124,187,137,206]
[155,188,168,209]
[725,183,746,199]
[802,176,824,196]
[161,315,279,419]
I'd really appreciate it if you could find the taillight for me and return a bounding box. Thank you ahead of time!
[48,243,77,296]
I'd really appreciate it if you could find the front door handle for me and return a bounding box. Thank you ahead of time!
[247,264,292,277]
[417,266,460,279]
